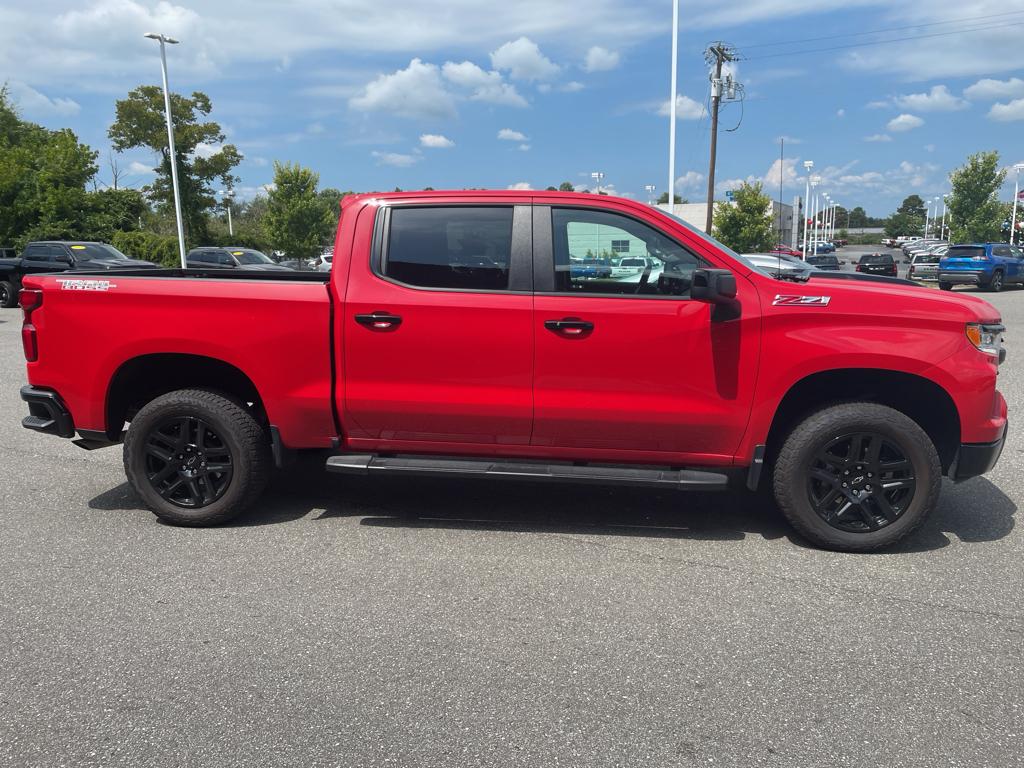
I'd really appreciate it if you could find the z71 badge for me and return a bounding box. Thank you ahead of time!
[773,294,830,306]
[56,279,117,291]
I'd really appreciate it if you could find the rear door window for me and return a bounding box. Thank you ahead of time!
[22,244,51,262]
[383,206,513,291]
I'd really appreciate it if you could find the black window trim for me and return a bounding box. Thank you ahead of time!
[371,203,532,294]
[534,204,708,300]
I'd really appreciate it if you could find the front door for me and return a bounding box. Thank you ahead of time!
[343,203,535,449]
[530,204,758,463]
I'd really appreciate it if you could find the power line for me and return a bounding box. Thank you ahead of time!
[745,20,1024,60]
[739,9,1024,51]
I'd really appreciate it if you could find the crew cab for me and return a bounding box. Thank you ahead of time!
[0,241,156,307]
[17,191,1008,551]
[939,243,1024,292]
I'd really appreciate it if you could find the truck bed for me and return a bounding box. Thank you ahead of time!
[21,269,337,448]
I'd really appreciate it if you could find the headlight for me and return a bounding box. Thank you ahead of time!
[966,323,1005,363]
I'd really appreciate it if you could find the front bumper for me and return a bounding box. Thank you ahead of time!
[21,385,75,438]
[952,422,1007,482]
[939,270,986,286]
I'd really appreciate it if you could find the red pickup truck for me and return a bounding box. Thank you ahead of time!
[17,191,1007,550]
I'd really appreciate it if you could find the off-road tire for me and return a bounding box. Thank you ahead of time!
[773,402,941,552]
[124,389,269,526]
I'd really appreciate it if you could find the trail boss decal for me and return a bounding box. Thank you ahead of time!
[773,294,831,307]
[57,279,117,291]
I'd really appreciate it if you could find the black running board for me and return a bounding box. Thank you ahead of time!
[326,454,728,490]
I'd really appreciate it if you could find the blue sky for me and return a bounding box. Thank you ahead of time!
[2,0,1023,216]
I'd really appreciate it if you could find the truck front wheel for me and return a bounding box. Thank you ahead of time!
[124,389,269,526]
[772,403,941,552]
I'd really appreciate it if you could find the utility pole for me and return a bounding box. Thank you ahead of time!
[704,42,738,233]
[667,0,679,212]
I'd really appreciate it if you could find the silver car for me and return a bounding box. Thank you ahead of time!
[908,252,940,281]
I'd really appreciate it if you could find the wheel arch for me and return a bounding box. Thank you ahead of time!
[764,368,961,475]
[105,353,267,440]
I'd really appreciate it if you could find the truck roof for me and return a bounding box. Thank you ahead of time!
[340,189,640,207]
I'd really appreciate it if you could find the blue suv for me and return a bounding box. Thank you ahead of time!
[938,243,1024,292]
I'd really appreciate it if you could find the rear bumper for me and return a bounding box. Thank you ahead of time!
[952,422,1008,482]
[21,385,75,438]
[939,270,986,286]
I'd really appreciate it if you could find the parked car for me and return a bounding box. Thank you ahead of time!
[610,257,652,278]
[0,246,16,259]
[17,190,1007,552]
[939,243,1024,292]
[770,245,803,258]
[313,253,334,272]
[569,258,613,279]
[0,241,156,308]
[811,241,836,254]
[187,247,294,271]
[856,253,898,277]
[908,253,941,281]
[742,253,818,280]
[806,254,841,271]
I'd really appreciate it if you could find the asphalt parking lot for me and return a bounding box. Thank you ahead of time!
[1,276,1021,767]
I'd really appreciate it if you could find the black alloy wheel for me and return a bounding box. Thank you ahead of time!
[143,416,234,508]
[989,271,1004,292]
[806,432,915,533]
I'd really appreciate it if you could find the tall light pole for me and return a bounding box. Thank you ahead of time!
[802,160,814,259]
[1012,164,1024,245]
[144,32,186,269]
[644,184,656,206]
[221,189,235,237]
[591,171,604,195]
[924,198,931,239]
[940,194,948,241]
[823,194,831,240]
[667,0,679,213]
[810,177,820,255]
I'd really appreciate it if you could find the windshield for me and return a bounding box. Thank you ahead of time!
[70,243,131,260]
[915,255,940,264]
[808,256,838,266]
[231,249,274,265]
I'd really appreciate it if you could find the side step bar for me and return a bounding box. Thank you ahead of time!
[326,454,728,491]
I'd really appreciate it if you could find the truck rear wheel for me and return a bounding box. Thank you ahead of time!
[772,403,941,552]
[124,389,269,526]
[0,281,17,308]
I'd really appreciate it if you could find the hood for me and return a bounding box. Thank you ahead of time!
[789,271,1000,323]
[84,257,158,269]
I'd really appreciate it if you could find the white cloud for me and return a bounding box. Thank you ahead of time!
[498,128,527,141]
[126,161,155,176]
[965,77,1024,101]
[192,142,224,159]
[419,133,455,149]
[371,151,421,167]
[656,94,705,120]
[561,81,585,93]
[864,134,893,142]
[583,46,620,72]
[892,85,967,112]
[887,113,924,132]
[674,170,705,191]
[441,60,527,107]
[836,108,846,118]
[6,81,80,118]
[989,99,1024,122]
[507,182,532,190]
[350,58,456,119]
[490,37,559,81]
[518,143,531,151]
[763,158,799,189]
[777,135,802,145]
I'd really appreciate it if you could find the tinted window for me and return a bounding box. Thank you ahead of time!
[860,254,893,264]
[385,207,512,290]
[189,251,212,264]
[215,251,235,266]
[946,246,986,260]
[22,245,51,261]
[552,208,699,297]
[993,245,1012,257]
[915,255,940,264]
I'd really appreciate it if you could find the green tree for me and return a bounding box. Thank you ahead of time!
[263,162,334,260]
[558,181,575,192]
[108,86,241,245]
[884,194,928,239]
[0,87,100,246]
[657,192,686,205]
[848,206,868,228]
[712,181,774,253]
[947,151,1006,244]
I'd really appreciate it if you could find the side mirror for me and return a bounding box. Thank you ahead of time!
[691,268,737,304]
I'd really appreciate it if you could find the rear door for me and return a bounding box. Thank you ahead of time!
[530,203,759,462]
[343,202,535,448]
[20,244,61,277]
